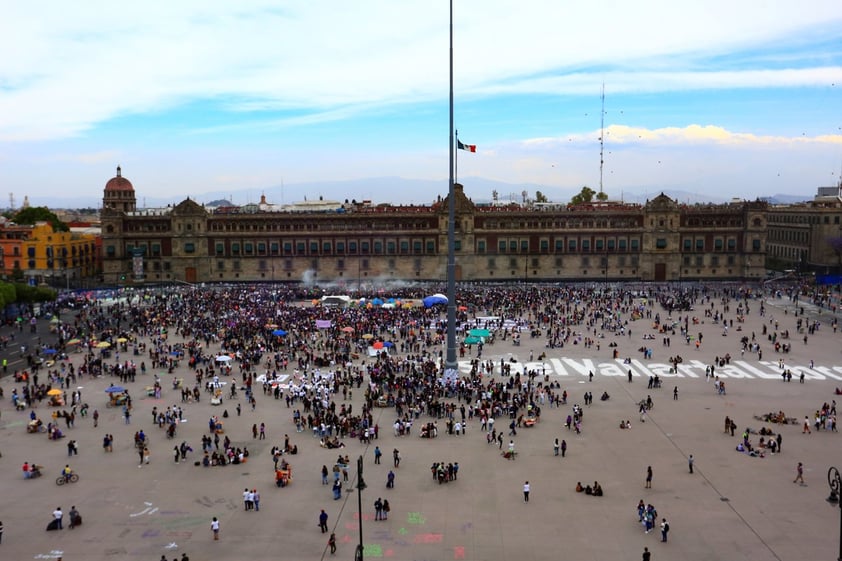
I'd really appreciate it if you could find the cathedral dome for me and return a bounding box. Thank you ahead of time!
[104,165,134,192]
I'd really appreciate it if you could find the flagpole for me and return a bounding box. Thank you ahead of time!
[455,129,459,184]
[444,0,458,383]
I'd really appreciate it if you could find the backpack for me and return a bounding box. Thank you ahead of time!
[664,523,670,532]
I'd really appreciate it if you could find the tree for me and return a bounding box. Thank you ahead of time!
[570,186,596,204]
[596,191,608,201]
[535,191,548,203]
[11,207,69,232]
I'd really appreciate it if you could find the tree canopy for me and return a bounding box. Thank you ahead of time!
[8,206,68,232]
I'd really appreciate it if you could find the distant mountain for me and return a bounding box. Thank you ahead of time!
[760,193,812,205]
[28,177,813,210]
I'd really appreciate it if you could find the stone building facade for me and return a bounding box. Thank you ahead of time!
[99,167,769,285]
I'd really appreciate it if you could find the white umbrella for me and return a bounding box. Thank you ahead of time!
[215,355,232,362]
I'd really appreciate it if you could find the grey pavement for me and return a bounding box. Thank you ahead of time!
[0,290,841,561]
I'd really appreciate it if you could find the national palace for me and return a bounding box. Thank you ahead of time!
[100,166,842,286]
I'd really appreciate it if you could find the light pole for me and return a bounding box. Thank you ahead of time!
[354,455,367,561]
[828,466,842,561]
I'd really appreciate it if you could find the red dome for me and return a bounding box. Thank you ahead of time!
[104,166,134,192]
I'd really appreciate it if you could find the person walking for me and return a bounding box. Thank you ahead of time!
[776,433,782,454]
[660,518,670,542]
[688,454,694,474]
[319,509,329,533]
[553,438,560,456]
[53,507,63,530]
[561,439,567,458]
[645,466,653,488]
[0,519,3,543]
[211,517,220,540]
[252,489,260,511]
[374,446,382,464]
[793,462,805,485]
[393,448,400,468]
[93,409,99,427]
[374,498,384,520]
[523,481,530,502]
[328,532,337,555]
[642,546,651,561]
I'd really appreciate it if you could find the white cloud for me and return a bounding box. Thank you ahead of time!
[0,0,841,140]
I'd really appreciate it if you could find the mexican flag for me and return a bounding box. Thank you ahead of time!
[457,140,476,153]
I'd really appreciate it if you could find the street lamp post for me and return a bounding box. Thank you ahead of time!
[828,466,842,561]
[355,455,367,561]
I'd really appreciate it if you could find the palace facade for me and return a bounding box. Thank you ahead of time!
[100,167,769,285]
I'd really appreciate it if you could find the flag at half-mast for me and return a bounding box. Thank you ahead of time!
[457,139,476,153]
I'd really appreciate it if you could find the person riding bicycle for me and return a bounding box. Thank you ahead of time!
[62,464,73,482]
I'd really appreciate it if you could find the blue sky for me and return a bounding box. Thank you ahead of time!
[1,1,841,208]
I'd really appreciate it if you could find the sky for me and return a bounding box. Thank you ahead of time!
[1,0,842,208]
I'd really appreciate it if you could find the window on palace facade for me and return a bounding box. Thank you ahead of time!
[683,239,691,251]
[282,242,291,255]
[531,258,539,268]
[296,242,305,255]
[311,259,319,270]
[618,255,626,267]
[233,261,241,271]
[727,238,736,251]
[509,240,517,252]
[695,256,703,267]
[607,239,615,251]
[752,239,761,251]
[388,259,396,269]
[520,240,528,252]
[595,239,604,251]
[555,239,563,252]
[555,257,563,267]
[695,239,704,251]
[349,241,357,254]
[258,260,267,271]
[28,259,35,268]
[400,241,409,253]
[337,259,345,270]
[477,240,486,254]
[582,239,590,252]
[310,242,318,254]
[714,238,723,250]
[231,243,240,255]
[727,255,735,265]
[509,258,518,269]
[413,241,422,254]
[454,240,461,251]
[630,239,639,251]
[568,239,577,252]
[386,241,396,254]
[163,261,171,271]
[499,240,507,253]
[581,256,590,267]
[323,242,332,254]
[217,261,225,270]
[106,246,115,256]
[336,242,345,254]
[244,243,253,255]
[540,239,549,252]
[426,240,435,253]
[362,241,370,254]
[361,258,369,270]
[257,243,266,255]
[655,238,667,249]
[618,239,627,251]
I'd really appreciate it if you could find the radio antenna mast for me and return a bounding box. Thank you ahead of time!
[599,83,605,195]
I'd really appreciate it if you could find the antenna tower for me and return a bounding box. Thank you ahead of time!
[599,83,605,195]
[9,193,14,211]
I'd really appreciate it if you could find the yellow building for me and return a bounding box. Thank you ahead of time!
[22,222,98,287]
